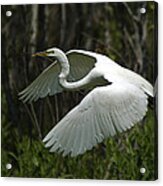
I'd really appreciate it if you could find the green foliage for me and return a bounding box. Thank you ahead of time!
[2,109,156,180]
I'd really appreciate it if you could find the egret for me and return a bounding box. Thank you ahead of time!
[19,47,153,157]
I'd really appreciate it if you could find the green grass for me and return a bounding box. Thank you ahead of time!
[1,109,157,180]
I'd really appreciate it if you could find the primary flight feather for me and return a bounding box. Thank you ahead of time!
[19,47,153,157]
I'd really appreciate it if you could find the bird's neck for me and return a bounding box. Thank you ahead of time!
[57,52,92,90]
[57,53,70,79]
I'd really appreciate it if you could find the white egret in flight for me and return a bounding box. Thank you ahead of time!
[19,47,153,157]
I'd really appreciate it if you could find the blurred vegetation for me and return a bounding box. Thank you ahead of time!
[1,2,157,180]
[1,108,156,180]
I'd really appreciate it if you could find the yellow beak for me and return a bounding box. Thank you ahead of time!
[32,51,47,57]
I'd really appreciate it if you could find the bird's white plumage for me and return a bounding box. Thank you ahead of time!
[19,50,96,102]
[19,62,63,102]
[43,82,148,157]
[19,48,153,157]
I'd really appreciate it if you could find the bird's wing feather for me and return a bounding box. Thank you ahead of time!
[67,50,96,81]
[19,62,63,102]
[19,50,97,102]
[121,68,154,97]
[43,82,148,157]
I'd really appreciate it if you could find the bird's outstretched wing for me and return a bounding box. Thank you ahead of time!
[67,50,96,81]
[43,82,148,157]
[19,62,62,102]
[19,50,96,102]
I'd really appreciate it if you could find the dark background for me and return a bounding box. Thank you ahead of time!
[1,2,157,180]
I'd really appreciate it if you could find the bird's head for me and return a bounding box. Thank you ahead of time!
[32,47,64,58]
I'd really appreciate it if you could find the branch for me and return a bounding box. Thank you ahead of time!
[123,2,140,23]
